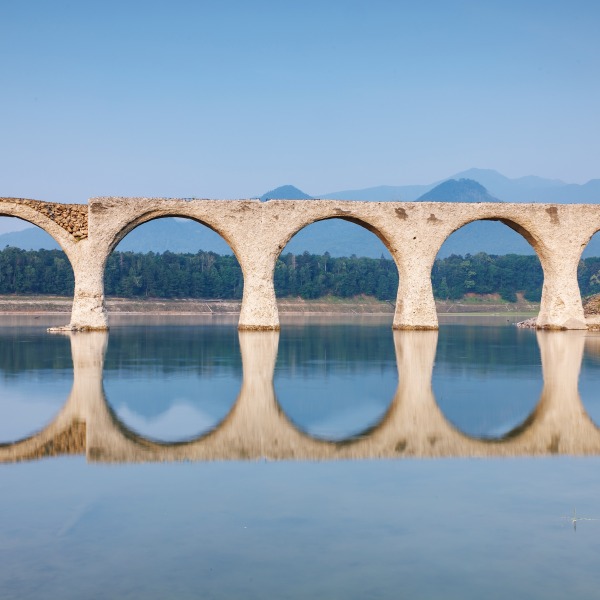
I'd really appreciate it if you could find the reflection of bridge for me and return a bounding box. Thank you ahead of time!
[2,196,600,330]
[1,328,599,463]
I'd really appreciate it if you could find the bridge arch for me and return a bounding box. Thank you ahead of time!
[1,196,594,332]
[272,209,399,262]
[105,207,241,258]
[435,213,545,256]
[421,205,589,329]
[0,200,79,260]
[272,216,399,308]
[431,215,546,309]
[100,211,246,316]
[261,203,403,328]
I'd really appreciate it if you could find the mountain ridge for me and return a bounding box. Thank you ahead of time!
[2,169,600,258]
[416,179,501,203]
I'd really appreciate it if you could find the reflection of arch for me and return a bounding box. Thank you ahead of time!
[432,328,544,442]
[0,412,85,462]
[101,338,244,447]
[97,395,241,451]
[273,397,398,445]
[271,324,399,444]
[78,329,600,458]
[4,326,600,461]
[0,331,101,462]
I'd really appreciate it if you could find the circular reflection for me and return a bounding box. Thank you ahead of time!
[103,325,242,443]
[274,324,397,442]
[432,325,542,440]
[0,329,72,443]
[579,334,600,426]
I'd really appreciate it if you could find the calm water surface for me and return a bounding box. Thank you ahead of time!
[1,316,600,599]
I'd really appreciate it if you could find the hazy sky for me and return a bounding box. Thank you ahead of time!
[1,0,599,202]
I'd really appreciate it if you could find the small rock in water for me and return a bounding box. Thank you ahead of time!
[516,317,537,329]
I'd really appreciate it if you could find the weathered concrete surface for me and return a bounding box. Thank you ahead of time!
[2,328,600,463]
[3,196,600,330]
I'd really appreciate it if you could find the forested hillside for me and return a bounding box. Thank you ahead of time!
[2,247,600,301]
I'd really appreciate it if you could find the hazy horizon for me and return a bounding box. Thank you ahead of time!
[1,1,599,204]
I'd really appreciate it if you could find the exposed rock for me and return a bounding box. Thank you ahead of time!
[0,198,88,239]
[583,293,600,316]
[519,295,600,329]
[516,317,537,329]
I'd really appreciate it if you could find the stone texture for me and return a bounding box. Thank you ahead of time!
[4,196,600,330]
[0,197,87,239]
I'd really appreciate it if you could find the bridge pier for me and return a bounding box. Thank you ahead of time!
[238,251,280,330]
[67,241,109,331]
[393,248,439,330]
[537,249,587,330]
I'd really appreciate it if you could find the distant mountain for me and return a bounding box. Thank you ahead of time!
[115,219,232,254]
[537,179,600,204]
[0,219,233,254]
[416,179,501,203]
[321,169,600,204]
[0,227,60,250]
[437,221,534,257]
[260,185,312,201]
[322,184,432,202]
[2,171,600,259]
[449,168,600,203]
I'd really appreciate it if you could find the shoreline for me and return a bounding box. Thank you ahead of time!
[0,295,540,316]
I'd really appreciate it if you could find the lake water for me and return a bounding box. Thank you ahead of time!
[2,315,600,599]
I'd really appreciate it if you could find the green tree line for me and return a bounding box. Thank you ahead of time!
[3,246,600,301]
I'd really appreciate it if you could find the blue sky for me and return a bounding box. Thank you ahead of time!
[1,0,599,203]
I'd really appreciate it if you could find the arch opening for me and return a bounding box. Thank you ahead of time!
[432,218,544,315]
[0,216,75,304]
[273,217,399,314]
[103,216,244,312]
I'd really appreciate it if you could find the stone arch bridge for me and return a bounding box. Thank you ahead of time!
[2,196,600,330]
